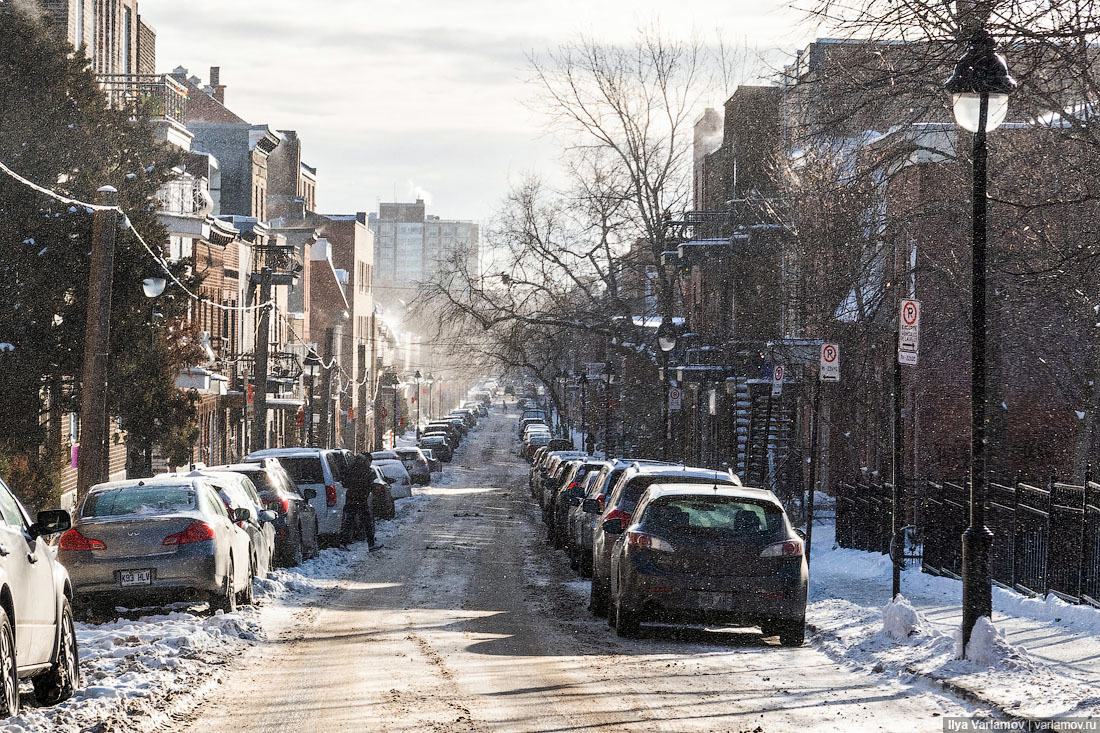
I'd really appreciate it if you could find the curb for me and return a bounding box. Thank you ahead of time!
[805,621,1031,724]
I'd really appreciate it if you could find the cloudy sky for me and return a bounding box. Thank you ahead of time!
[144,0,813,223]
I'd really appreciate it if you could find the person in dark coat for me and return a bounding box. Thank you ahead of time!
[343,452,381,550]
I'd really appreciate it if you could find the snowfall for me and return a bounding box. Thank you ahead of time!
[8,485,1100,730]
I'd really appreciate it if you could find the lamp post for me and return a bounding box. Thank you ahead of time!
[303,351,321,447]
[580,374,592,454]
[602,361,616,459]
[425,372,435,421]
[657,318,678,461]
[946,28,1016,654]
[414,370,422,439]
[139,276,166,475]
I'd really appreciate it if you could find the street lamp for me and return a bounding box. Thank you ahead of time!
[425,372,435,420]
[139,275,167,475]
[602,361,615,459]
[946,27,1016,655]
[580,374,592,454]
[303,351,321,447]
[657,318,678,461]
[414,370,422,439]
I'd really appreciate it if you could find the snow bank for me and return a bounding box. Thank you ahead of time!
[880,595,926,644]
[5,493,429,732]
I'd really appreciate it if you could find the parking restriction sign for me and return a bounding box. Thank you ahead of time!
[771,364,785,396]
[820,343,840,382]
[898,299,920,365]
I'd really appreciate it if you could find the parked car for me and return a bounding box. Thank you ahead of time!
[519,417,547,438]
[370,450,400,461]
[534,450,586,501]
[369,465,396,520]
[606,484,807,644]
[394,447,431,485]
[426,422,463,445]
[183,470,278,580]
[421,448,442,473]
[373,458,413,499]
[61,476,253,614]
[552,457,612,551]
[523,433,552,459]
[589,464,739,616]
[420,434,453,462]
[566,470,609,576]
[245,448,347,542]
[0,474,78,714]
[205,462,319,567]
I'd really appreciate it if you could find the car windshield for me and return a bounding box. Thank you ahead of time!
[277,457,325,484]
[81,485,197,518]
[643,497,785,538]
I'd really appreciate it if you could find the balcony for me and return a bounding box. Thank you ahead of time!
[96,73,189,123]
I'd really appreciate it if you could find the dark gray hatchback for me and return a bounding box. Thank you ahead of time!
[607,485,808,645]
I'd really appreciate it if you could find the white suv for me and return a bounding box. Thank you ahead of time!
[245,448,347,540]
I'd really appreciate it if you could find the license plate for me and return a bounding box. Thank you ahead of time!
[119,569,153,587]
[696,591,729,608]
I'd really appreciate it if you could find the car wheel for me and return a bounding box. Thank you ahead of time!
[589,574,608,617]
[568,546,579,571]
[211,557,237,614]
[0,607,17,717]
[778,619,805,647]
[237,558,255,606]
[33,597,80,706]
[614,592,642,638]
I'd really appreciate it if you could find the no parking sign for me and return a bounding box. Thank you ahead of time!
[820,343,840,382]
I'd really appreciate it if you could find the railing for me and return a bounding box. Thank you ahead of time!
[96,74,189,123]
[157,175,213,217]
[838,475,1100,607]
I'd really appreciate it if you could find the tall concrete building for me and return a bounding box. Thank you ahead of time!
[367,200,479,298]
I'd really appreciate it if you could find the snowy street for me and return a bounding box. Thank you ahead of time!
[14,410,997,732]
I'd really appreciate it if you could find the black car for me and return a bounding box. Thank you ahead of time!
[426,422,463,445]
[207,462,320,566]
[549,457,608,549]
[607,484,807,645]
[589,463,736,616]
[420,434,454,462]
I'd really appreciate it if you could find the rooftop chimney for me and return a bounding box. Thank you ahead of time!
[210,66,226,104]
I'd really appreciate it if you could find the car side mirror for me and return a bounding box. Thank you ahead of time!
[32,509,70,537]
[303,488,318,500]
[602,518,624,535]
[385,476,396,485]
[582,499,601,514]
[567,496,581,507]
[233,508,251,523]
[794,528,807,541]
[259,510,277,524]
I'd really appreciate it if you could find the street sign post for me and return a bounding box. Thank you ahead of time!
[898,299,921,365]
[820,343,840,382]
[771,364,785,396]
[668,386,682,412]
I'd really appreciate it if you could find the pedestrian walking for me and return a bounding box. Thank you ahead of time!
[343,452,382,550]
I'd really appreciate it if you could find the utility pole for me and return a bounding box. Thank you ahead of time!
[357,344,367,452]
[250,267,272,453]
[77,186,119,500]
[806,381,822,567]
[320,327,335,449]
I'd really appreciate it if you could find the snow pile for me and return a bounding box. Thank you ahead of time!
[880,595,926,644]
[961,616,1033,670]
[2,493,430,732]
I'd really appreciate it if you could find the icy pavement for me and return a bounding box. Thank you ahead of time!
[808,519,1100,718]
[2,493,431,733]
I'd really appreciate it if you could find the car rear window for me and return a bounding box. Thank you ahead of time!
[621,476,733,512]
[82,485,196,518]
[278,457,325,484]
[643,497,785,537]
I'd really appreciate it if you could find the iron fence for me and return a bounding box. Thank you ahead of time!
[836,476,1100,607]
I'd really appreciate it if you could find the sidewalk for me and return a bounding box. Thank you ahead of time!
[808,516,1100,719]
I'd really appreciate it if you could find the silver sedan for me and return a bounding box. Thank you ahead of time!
[60,476,253,614]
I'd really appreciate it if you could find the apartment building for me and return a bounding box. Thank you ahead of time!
[39,0,155,74]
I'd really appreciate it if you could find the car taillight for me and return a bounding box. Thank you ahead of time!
[325,484,337,507]
[59,529,105,551]
[568,482,579,491]
[163,521,216,546]
[760,539,804,558]
[597,495,606,511]
[604,508,631,531]
[267,497,290,514]
[626,531,674,552]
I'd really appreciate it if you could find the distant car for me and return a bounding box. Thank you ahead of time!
[205,462,319,567]
[184,470,278,580]
[589,464,738,616]
[552,458,613,552]
[373,458,413,499]
[0,474,78,714]
[607,484,807,644]
[394,447,431,485]
[567,469,610,576]
[245,448,348,542]
[370,450,399,461]
[420,434,453,462]
[523,433,552,459]
[61,476,253,614]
